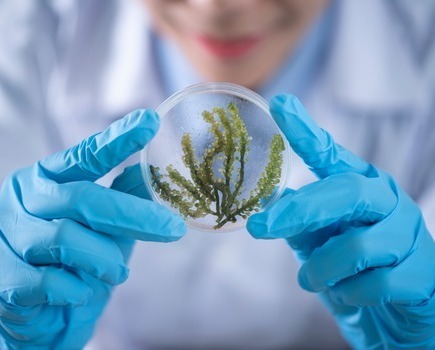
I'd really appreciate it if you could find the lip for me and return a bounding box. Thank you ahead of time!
[192,34,263,59]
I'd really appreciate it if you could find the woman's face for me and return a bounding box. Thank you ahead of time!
[143,0,329,88]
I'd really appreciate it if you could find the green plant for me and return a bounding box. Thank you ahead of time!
[149,102,285,229]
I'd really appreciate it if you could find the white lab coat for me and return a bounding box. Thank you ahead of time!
[0,0,434,349]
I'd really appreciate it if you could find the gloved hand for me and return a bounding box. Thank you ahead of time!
[247,94,435,349]
[0,110,186,349]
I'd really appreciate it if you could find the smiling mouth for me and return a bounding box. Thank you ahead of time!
[192,34,263,59]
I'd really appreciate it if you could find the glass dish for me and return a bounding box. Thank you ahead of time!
[141,82,290,232]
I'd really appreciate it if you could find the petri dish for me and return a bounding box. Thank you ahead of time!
[141,82,290,232]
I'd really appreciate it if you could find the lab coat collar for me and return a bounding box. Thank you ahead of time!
[154,30,202,98]
[258,0,335,103]
[97,1,166,116]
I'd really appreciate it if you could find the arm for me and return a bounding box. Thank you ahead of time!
[247,94,435,349]
[0,110,186,349]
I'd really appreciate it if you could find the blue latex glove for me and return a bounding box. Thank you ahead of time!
[247,95,435,349]
[0,110,186,349]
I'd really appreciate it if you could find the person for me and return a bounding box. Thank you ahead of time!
[0,0,434,349]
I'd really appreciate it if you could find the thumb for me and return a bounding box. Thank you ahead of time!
[270,94,371,179]
[110,164,152,199]
[39,109,159,183]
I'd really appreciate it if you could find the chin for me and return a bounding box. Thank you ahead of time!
[198,67,264,90]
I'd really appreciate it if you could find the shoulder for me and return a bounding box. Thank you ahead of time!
[0,0,152,49]
[322,0,435,110]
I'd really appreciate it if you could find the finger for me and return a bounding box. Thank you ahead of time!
[297,189,423,292]
[0,244,92,307]
[247,173,396,240]
[282,188,296,197]
[39,109,159,183]
[22,171,186,242]
[269,94,372,179]
[14,216,130,286]
[329,234,435,306]
[111,164,152,199]
[298,221,415,292]
[0,273,110,346]
[0,299,64,340]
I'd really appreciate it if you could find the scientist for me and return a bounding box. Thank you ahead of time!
[0,0,434,349]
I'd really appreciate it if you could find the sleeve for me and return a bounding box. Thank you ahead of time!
[418,118,435,238]
[415,93,435,238]
[0,1,60,182]
[420,184,435,239]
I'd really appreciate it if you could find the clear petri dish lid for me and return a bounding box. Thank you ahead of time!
[141,82,290,232]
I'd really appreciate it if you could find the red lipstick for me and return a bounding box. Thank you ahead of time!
[193,34,262,58]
